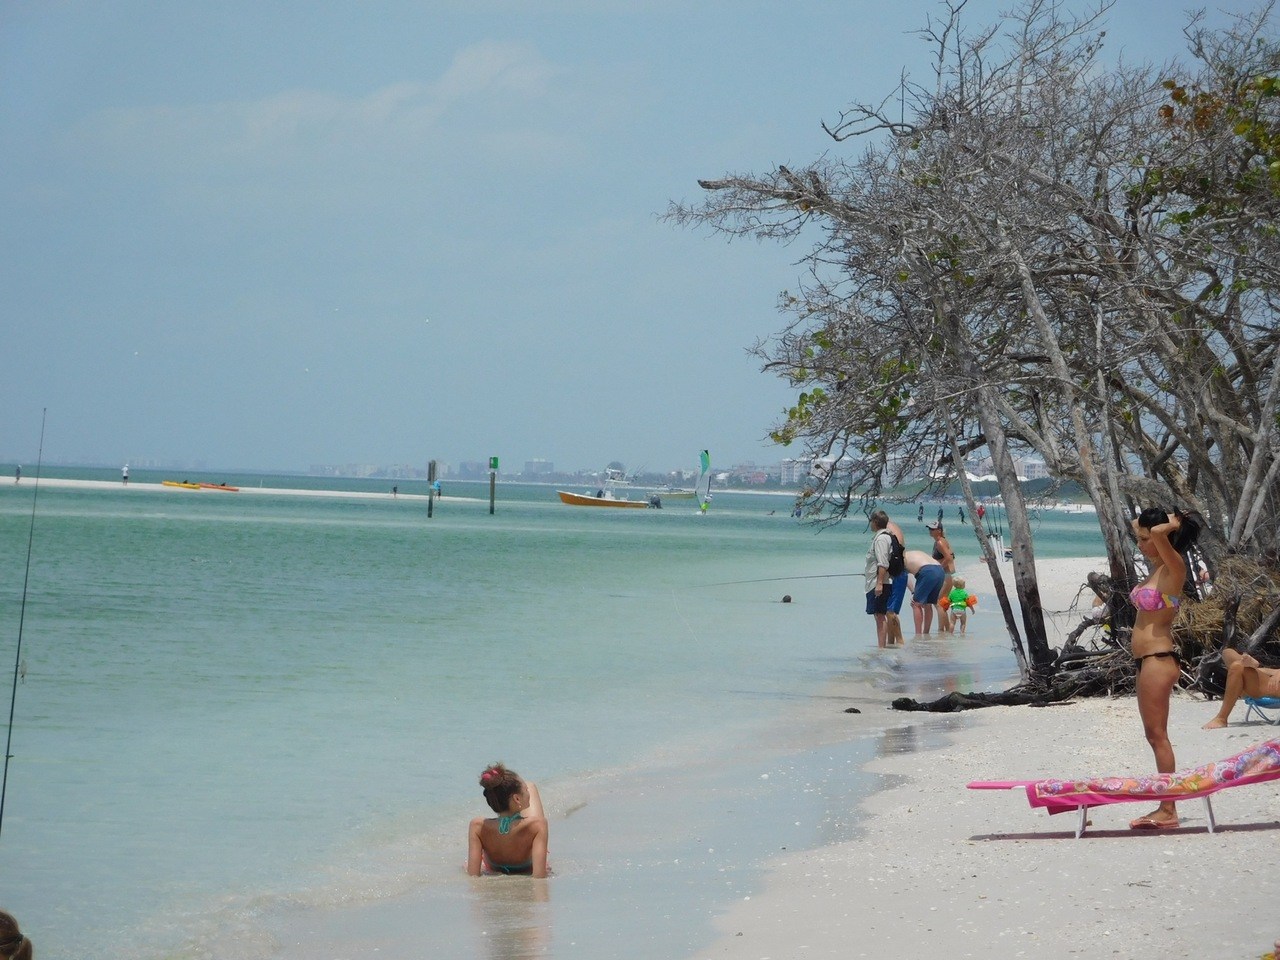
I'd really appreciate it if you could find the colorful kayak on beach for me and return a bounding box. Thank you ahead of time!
[198,483,239,491]
[161,480,202,490]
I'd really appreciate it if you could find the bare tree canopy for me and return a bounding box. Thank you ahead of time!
[667,0,1280,689]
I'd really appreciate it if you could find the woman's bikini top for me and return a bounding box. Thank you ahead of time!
[485,812,533,873]
[1130,586,1181,612]
[497,812,522,834]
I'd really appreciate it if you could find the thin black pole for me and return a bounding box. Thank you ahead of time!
[1,408,46,840]
[427,459,436,519]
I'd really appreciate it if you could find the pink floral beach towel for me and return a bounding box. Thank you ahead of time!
[970,738,1280,815]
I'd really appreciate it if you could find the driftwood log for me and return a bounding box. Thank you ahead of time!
[891,556,1280,713]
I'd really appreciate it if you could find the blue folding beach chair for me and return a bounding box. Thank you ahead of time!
[1244,697,1280,724]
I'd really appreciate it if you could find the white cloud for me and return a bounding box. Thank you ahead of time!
[433,39,558,102]
[68,41,567,179]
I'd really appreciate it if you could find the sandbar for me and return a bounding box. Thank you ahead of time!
[6,476,486,504]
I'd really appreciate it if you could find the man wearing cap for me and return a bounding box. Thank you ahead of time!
[864,510,893,647]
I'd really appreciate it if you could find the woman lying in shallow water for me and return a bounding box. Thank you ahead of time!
[466,763,549,878]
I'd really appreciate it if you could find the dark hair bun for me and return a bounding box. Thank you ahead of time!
[1136,505,1202,551]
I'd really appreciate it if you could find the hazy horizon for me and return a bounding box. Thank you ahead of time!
[3,1,1261,475]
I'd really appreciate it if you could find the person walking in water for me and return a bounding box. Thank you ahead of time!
[904,549,946,634]
[864,510,895,647]
[884,518,908,646]
[925,520,956,632]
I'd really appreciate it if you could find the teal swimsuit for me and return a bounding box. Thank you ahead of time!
[486,813,533,874]
[489,859,534,875]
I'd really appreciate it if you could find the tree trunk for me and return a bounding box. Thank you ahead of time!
[947,417,1030,681]
[972,384,1055,673]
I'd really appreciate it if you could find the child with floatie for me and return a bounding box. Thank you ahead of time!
[940,576,976,633]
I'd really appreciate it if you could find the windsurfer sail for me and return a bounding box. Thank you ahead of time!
[696,450,712,513]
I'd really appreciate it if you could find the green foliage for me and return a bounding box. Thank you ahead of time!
[1145,71,1280,225]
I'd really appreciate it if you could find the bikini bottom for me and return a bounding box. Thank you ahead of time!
[1134,650,1182,669]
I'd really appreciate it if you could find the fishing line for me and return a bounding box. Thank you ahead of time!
[697,572,858,588]
[1,408,45,841]
[669,589,702,644]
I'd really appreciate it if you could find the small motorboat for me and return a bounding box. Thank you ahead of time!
[557,489,656,508]
[557,469,660,508]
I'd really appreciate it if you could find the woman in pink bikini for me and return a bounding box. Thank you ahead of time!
[1128,506,1200,830]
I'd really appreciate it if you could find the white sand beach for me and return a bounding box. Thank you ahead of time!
[691,555,1280,960]
[693,696,1280,960]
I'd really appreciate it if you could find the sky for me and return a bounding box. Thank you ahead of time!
[0,0,1267,475]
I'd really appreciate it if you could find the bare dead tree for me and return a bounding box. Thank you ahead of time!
[666,0,1280,688]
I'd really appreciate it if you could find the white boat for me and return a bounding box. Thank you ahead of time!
[557,469,660,508]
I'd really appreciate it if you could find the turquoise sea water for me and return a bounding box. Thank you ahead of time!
[0,469,1103,959]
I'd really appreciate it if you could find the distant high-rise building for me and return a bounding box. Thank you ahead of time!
[780,458,813,485]
[525,459,555,475]
[1021,458,1049,480]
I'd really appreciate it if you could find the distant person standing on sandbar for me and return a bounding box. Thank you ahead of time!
[13,465,19,484]
[122,463,129,485]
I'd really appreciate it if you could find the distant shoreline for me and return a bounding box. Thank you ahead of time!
[5,476,479,503]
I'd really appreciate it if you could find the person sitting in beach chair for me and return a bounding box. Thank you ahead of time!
[1203,648,1280,729]
[467,763,549,878]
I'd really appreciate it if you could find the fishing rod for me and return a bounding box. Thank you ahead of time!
[699,572,859,587]
[1,408,45,841]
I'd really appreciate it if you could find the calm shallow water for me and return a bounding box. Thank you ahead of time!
[0,471,1100,959]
